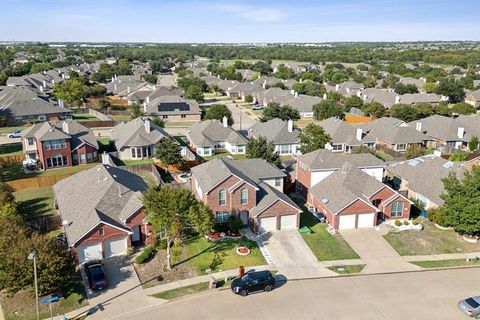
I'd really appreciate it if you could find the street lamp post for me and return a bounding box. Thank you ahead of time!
[28,251,39,320]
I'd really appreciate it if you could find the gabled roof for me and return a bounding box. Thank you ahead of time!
[298,149,385,171]
[362,117,430,144]
[250,182,301,217]
[53,165,149,245]
[187,120,248,147]
[408,114,480,142]
[318,117,375,146]
[284,94,321,113]
[144,95,201,116]
[111,118,171,149]
[249,118,300,145]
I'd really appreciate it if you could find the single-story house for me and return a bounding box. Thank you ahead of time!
[248,119,301,156]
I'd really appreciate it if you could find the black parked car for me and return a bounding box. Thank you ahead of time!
[84,260,108,290]
[231,270,275,296]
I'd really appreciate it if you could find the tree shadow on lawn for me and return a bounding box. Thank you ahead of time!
[18,197,52,219]
[172,237,236,270]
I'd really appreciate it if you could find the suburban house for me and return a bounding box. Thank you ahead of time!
[285,94,321,118]
[318,117,376,153]
[334,81,365,97]
[191,158,302,233]
[253,87,292,106]
[186,119,248,157]
[295,149,385,201]
[408,114,480,150]
[360,89,398,108]
[386,154,467,210]
[362,117,431,154]
[248,119,301,156]
[143,95,202,122]
[310,167,411,229]
[0,86,72,125]
[110,118,173,160]
[21,120,99,170]
[105,77,150,99]
[465,89,480,108]
[53,164,151,263]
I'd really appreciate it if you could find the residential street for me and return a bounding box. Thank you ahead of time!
[111,267,480,320]
[226,103,258,131]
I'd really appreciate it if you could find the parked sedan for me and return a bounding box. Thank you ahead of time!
[84,260,108,290]
[231,270,275,296]
[458,296,480,318]
[7,131,21,138]
[252,104,263,110]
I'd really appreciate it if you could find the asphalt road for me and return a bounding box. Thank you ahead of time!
[111,267,480,320]
[0,135,20,145]
[227,103,258,131]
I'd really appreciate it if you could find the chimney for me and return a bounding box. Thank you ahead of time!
[145,119,151,133]
[101,151,110,164]
[299,78,303,83]
[127,86,131,94]
[294,92,299,98]
[290,89,294,95]
[222,116,228,128]
[114,83,117,92]
[42,80,46,87]
[262,80,267,89]
[61,73,65,79]
[335,84,339,92]
[415,122,422,132]
[287,119,293,132]
[395,95,400,104]
[62,121,69,134]
[356,90,361,97]
[323,93,327,100]
[39,85,44,93]
[143,101,147,112]
[59,99,64,108]
[146,96,150,104]
[356,128,363,141]
[114,74,117,80]
[433,150,442,158]
[362,94,367,101]
[457,127,465,139]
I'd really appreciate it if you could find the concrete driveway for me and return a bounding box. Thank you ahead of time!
[83,256,164,319]
[339,228,420,273]
[261,230,336,279]
[0,135,20,145]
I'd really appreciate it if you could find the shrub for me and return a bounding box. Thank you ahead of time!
[228,216,244,232]
[428,208,447,226]
[403,220,409,226]
[245,95,253,103]
[394,219,402,226]
[135,245,155,264]
[126,247,135,256]
[412,220,418,225]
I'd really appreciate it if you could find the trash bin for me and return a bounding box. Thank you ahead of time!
[421,210,427,218]
[239,266,245,277]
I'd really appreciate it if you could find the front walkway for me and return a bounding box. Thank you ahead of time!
[339,228,421,273]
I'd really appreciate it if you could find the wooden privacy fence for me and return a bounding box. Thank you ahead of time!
[81,120,116,128]
[120,163,164,186]
[344,116,373,123]
[6,173,73,191]
[26,215,62,233]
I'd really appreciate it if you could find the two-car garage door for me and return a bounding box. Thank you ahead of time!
[338,213,375,230]
[77,237,127,263]
[258,215,298,234]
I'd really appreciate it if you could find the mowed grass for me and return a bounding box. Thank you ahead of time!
[291,194,359,261]
[328,264,366,274]
[14,186,56,218]
[0,125,29,135]
[0,143,23,157]
[411,259,480,269]
[72,114,100,122]
[1,162,99,182]
[202,151,247,161]
[383,219,480,256]
[151,282,210,300]
[183,236,266,275]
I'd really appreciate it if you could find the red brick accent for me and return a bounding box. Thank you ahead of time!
[256,200,299,230]
[74,144,98,164]
[39,139,73,170]
[295,160,311,200]
[382,196,411,220]
[125,208,151,245]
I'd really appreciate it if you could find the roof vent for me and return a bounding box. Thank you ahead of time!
[321,198,329,204]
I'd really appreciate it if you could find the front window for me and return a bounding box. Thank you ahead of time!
[99,228,104,236]
[275,178,282,187]
[332,144,343,151]
[27,137,34,146]
[162,115,168,119]
[391,201,404,217]
[181,114,186,119]
[238,146,245,153]
[240,188,248,205]
[51,153,64,167]
[215,212,230,223]
[396,144,407,151]
[278,144,292,155]
[219,189,226,206]
[87,153,92,162]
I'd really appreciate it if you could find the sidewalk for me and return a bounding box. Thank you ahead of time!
[403,251,480,262]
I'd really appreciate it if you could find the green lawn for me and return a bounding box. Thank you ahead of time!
[151,282,210,300]
[110,115,131,122]
[0,280,87,320]
[182,236,266,275]
[0,143,23,158]
[97,137,112,153]
[291,194,360,261]
[383,218,480,256]
[328,264,366,274]
[0,125,29,135]
[14,187,55,218]
[411,259,480,268]
[1,163,99,182]
[202,151,247,161]
[72,114,100,122]
[122,158,155,166]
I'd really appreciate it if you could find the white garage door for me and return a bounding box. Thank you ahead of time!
[259,217,277,234]
[280,215,297,230]
[338,214,357,230]
[357,213,375,228]
[104,237,127,258]
[78,243,102,263]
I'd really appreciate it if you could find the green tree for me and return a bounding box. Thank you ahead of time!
[299,123,331,154]
[394,83,419,95]
[274,64,295,79]
[143,74,158,84]
[344,96,364,111]
[361,102,386,118]
[452,102,476,115]
[156,138,184,166]
[469,136,479,152]
[422,82,437,93]
[388,104,419,122]
[0,183,17,217]
[261,102,300,122]
[143,186,213,271]
[205,104,233,126]
[291,82,326,97]
[313,100,345,120]
[98,98,112,110]
[435,78,465,103]
[405,144,425,159]
[0,73,8,86]
[131,103,141,119]
[53,80,86,104]
[244,95,253,103]
[151,118,165,128]
[246,136,280,166]
[184,85,204,103]
[441,166,480,235]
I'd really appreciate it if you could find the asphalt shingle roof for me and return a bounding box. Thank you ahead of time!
[249,119,300,145]
[297,149,385,171]
[187,120,248,147]
[111,118,171,150]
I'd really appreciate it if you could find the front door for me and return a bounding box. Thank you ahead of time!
[240,211,249,226]
[132,225,141,243]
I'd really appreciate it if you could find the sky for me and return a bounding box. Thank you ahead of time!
[0,0,479,43]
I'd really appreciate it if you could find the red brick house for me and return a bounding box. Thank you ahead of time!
[191,158,302,233]
[53,165,151,263]
[310,167,411,230]
[21,120,99,170]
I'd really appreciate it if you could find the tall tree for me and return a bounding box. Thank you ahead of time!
[299,123,331,154]
[131,103,141,119]
[0,183,17,217]
[344,96,364,111]
[313,100,344,120]
[452,102,476,115]
[435,78,465,103]
[204,104,233,126]
[156,138,184,166]
[53,80,86,104]
[143,186,213,271]
[261,102,300,122]
[388,104,419,122]
[246,136,280,166]
[361,102,386,118]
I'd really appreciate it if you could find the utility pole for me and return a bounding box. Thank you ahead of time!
[29,251,39,320]
[238,104,242,131]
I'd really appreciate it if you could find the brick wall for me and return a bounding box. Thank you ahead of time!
[205,175,256,215]
[40,138,73,170]
[295,160,311,200]
[256,200,299,230]
[125,208,151,244]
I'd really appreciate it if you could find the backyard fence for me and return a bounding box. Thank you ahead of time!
[26,215,62,233]
[120,163,164,186]
[6,173,73,191]
[0,154,23,167]
[89,108,112,121]
[81,120,116,128]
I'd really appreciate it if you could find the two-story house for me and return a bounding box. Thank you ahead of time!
[21,120,99,170]
[248,119,301,156]
[191,158,302,233]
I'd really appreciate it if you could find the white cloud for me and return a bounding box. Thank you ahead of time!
[215,4,288,22]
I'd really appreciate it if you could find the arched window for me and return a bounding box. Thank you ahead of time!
[240,188,248,205]
[219,189,226,206]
